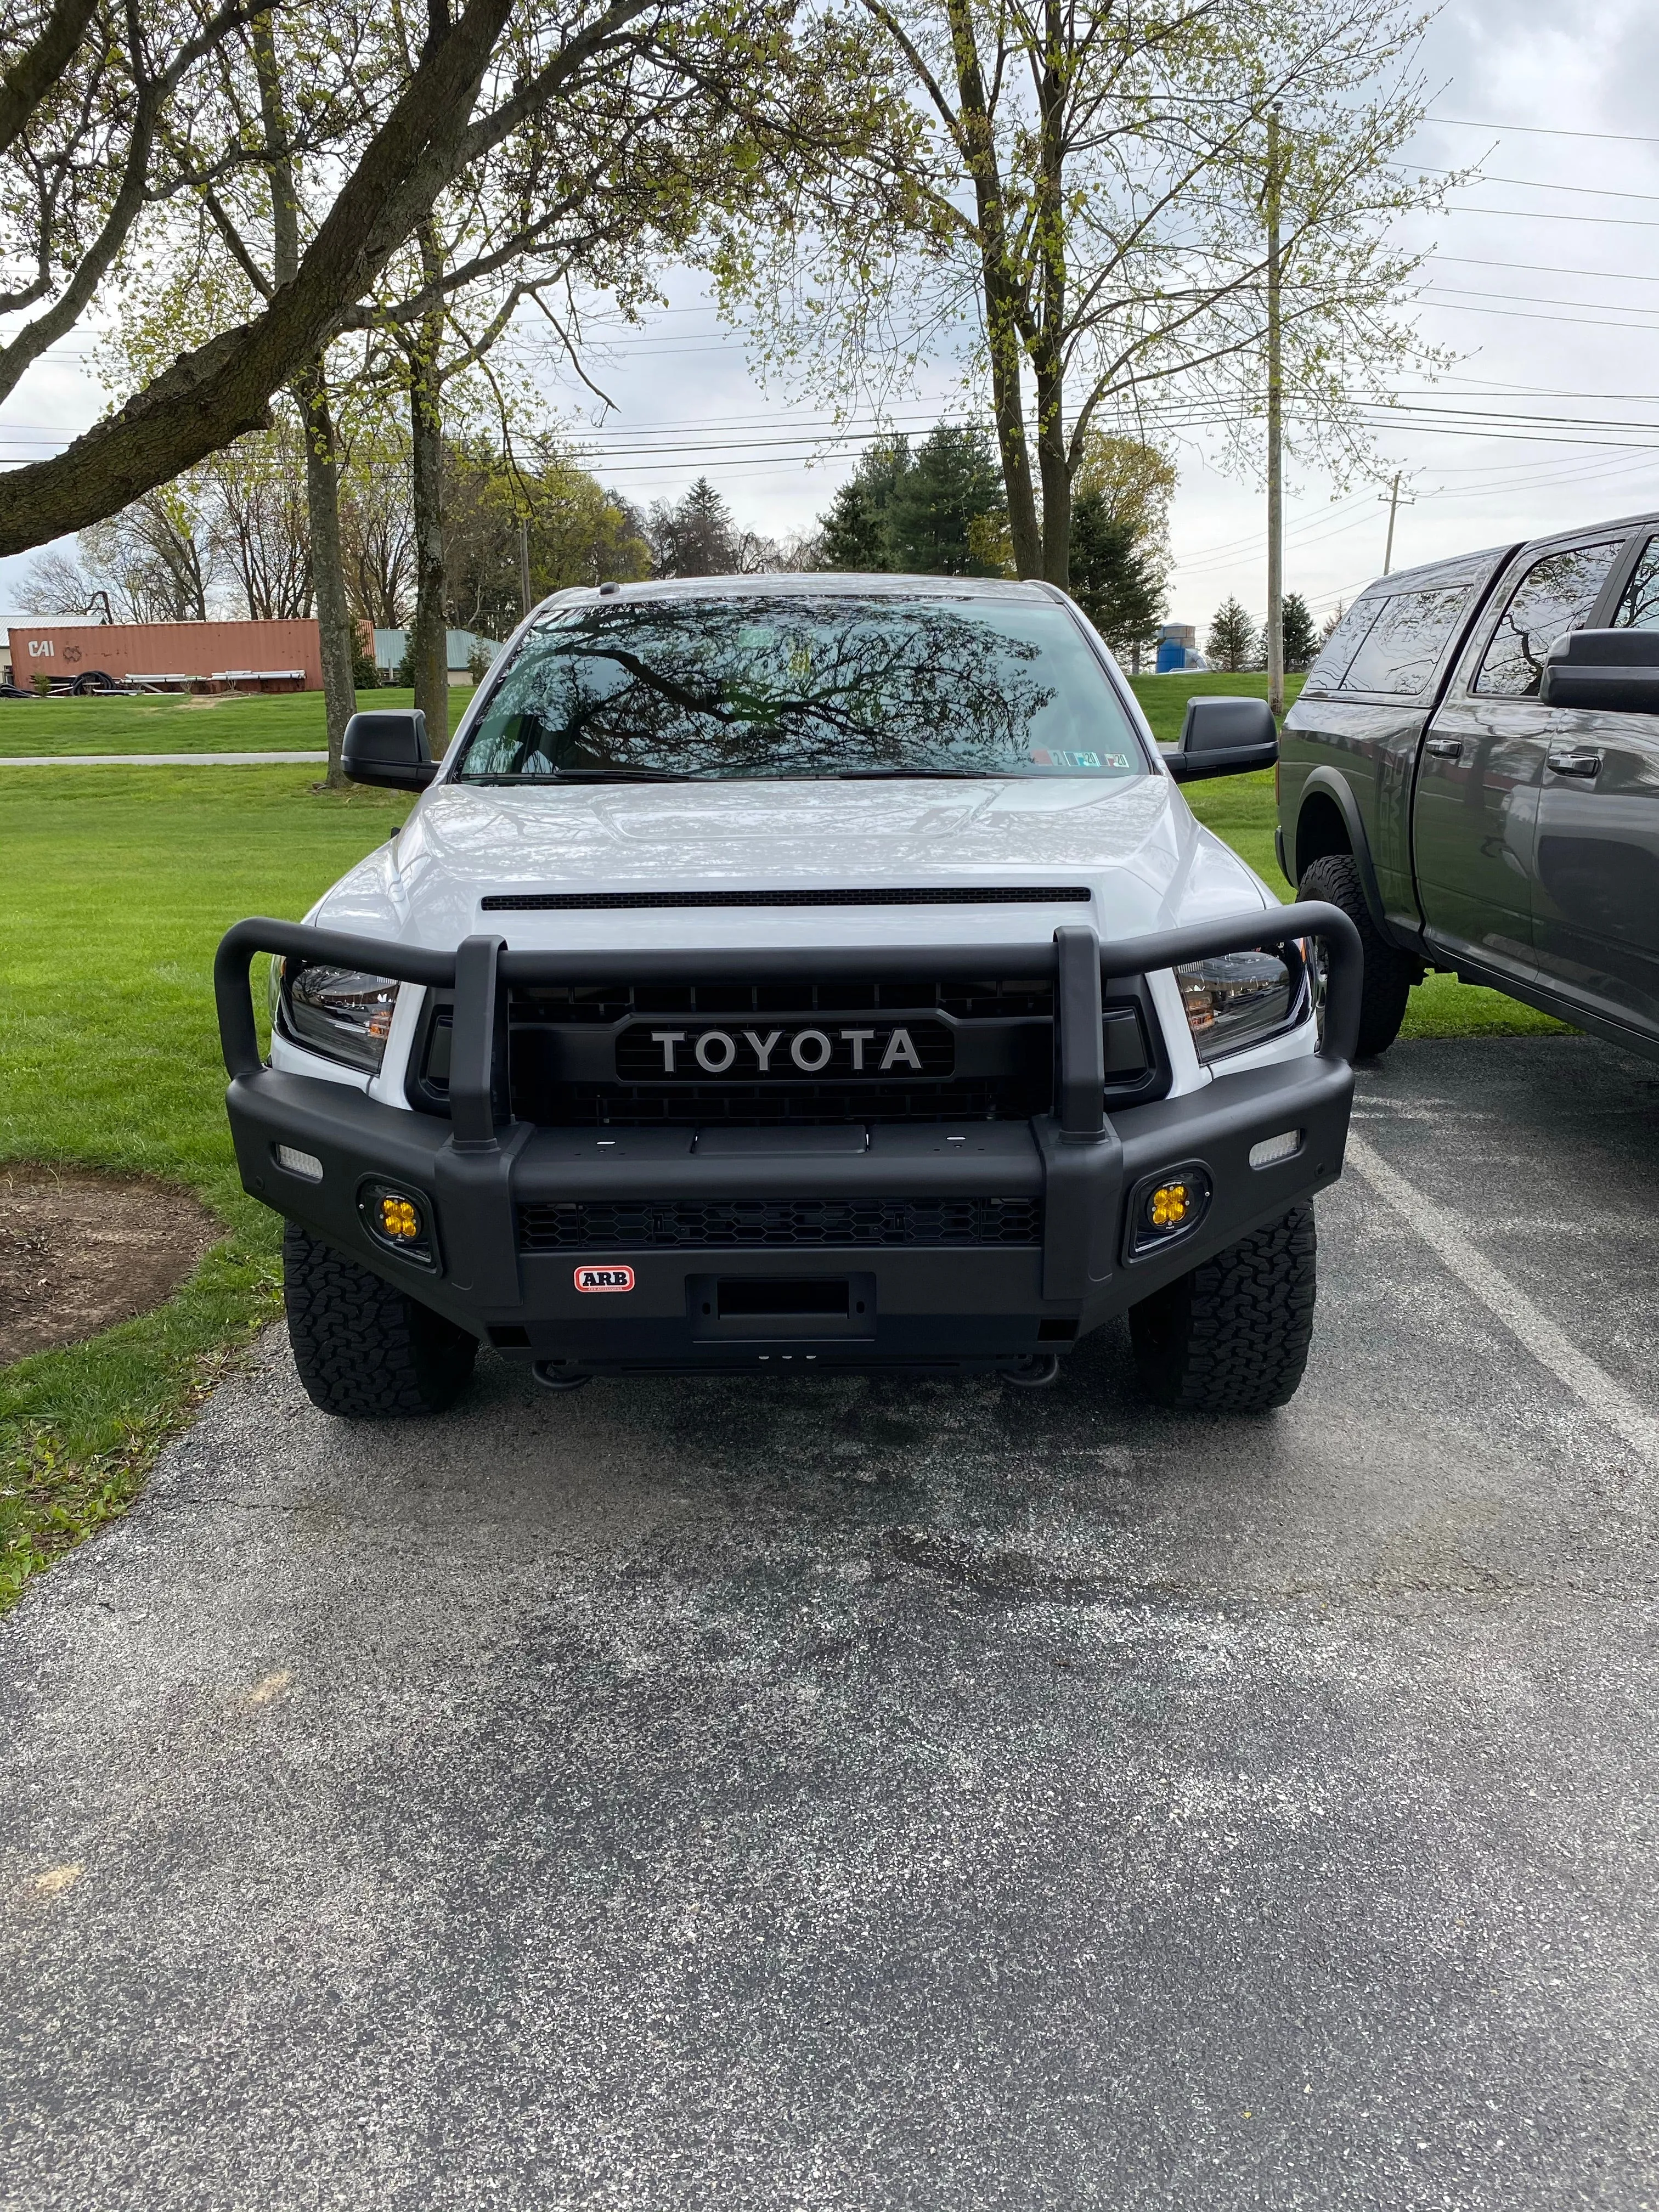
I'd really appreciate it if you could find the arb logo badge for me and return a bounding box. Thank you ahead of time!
[574,1265,635,1293]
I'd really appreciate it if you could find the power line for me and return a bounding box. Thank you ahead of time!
[1425,115,1659,148]
[1406,165,1659,205]
[1441,202,1659,229]
[1422,296,1659,335]
[1431,252,1659,287]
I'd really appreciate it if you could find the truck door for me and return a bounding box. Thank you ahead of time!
[1531,531,1659,1043]
[1413,532,1629,984]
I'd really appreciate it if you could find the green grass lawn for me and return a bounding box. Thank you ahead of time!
[1126,668,1306,745]
[0,684,475,757]
[0,737,1566,1610]
[1,768,409,1605]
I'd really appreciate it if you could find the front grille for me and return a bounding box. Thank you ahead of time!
[411,973,1167,1128]
[518,1197,1042,1250]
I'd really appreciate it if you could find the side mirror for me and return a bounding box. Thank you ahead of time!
[342,709,437,790]
[1539,628,1659,714]
[1164,695,1278,783]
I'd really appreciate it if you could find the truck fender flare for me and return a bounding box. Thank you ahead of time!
[1293,768,1389,930]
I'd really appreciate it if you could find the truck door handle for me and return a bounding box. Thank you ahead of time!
[1546,748,1602,778]
[1425,737,1462,759]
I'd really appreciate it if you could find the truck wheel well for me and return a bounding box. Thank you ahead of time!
[1295,792,1352,880]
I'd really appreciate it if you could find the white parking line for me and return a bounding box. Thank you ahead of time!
[1346,1134,1659,1468]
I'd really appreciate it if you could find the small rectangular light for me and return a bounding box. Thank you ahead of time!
[1249,1129,1302,1169]
[274,1144,324,1182]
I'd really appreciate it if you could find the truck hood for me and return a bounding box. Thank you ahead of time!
[308,774,1273,953]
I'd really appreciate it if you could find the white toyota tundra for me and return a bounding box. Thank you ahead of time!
[215,574,1359,1418]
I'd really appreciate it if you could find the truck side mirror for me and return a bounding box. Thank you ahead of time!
[342,709,438,790]
[1164,696,1279,783]
[1539,628,1659,714]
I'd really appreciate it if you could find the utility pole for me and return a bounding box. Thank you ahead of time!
[518,515,533,620]
[1379,472,1414,574]
[1265,105,1284,720]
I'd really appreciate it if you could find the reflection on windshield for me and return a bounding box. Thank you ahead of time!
[455,594,1144,781]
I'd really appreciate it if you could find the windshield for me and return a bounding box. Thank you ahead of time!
[453,592,1147,782]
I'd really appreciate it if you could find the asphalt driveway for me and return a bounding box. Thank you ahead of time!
[4,1034,1658,2211]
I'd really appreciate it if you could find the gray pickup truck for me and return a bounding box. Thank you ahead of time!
[1277,514,1659,1058]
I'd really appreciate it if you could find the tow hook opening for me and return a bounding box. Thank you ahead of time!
[999,1352,1062,1389]
[533,1362,593,1392]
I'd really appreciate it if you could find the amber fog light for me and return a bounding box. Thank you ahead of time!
[358,1180,435,1265]
[1126,1162,1212,1259]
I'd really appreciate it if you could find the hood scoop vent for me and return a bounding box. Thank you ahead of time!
[481,885,1092,912]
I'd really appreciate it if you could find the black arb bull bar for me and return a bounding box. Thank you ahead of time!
[215,902,1362,1370]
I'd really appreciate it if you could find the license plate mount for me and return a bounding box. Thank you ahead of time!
[687,1271,877,1340]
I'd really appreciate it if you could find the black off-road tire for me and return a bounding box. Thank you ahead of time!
[283,1221,477,1418]
[1298,851,1414,1058]
[1129,1204,1317,1415]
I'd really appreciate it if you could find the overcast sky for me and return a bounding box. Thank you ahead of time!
[5,0,1659,634]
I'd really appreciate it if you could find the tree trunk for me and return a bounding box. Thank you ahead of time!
[943,0,1041,578]
[255,18,360,786]
[297,367,358,785]
[407,244,449,748]
[985,277,1041,578]
[1035,352,1070,586]
[1033,0,1069,588]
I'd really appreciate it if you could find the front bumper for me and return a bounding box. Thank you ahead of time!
[217,905,1362,1374]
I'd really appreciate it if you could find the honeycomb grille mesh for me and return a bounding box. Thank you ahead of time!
[518,1197,1041,1251]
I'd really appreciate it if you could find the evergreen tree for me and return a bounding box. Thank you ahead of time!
[1280,592,1318,669]
[1207,596,1257,673]
[647,476,739,577]
[883,425,1007,576]
[817,438,910,570]
[818,480,888,571]
[1069,490,1164,660]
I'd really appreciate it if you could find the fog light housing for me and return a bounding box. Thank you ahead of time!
[1249,1128,1302,1169]
[358,1180,435,1265]
[1125,1161,1212,1259]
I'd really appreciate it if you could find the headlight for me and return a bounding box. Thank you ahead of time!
[1176,947,1305,1063]
[279,962,400,1071]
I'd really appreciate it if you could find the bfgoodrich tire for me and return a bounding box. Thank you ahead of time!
[1298,851,1415,1058]
[283,1221,477,1418]
[1129,1204,1317,1415]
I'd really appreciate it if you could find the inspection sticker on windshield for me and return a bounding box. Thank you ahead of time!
[574,1265,635,1293]
[1030,747,1129,770]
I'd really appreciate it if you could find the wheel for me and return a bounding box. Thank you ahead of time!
[1129,1204,1317,1414]
[283,1221,476,1417]
[1297,852,1415,1057]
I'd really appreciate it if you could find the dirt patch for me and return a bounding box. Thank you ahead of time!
[0,1165,222,1365]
